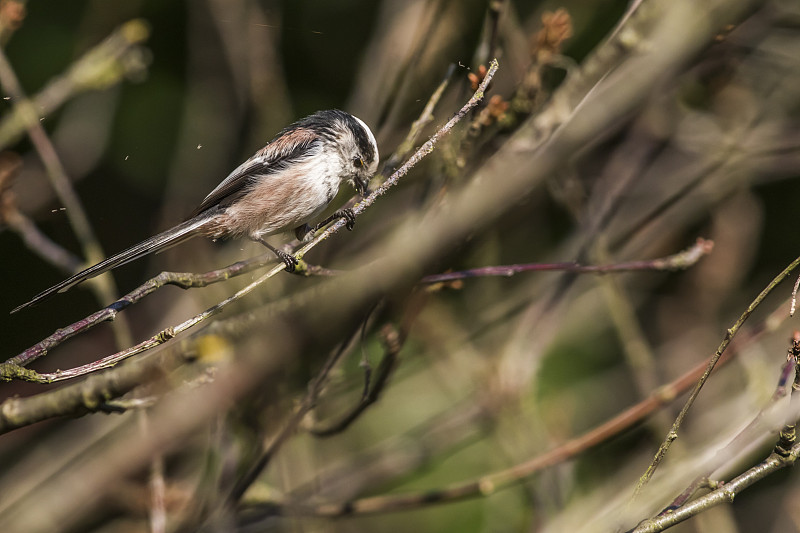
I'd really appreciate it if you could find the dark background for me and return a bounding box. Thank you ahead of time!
[2,1,800,532]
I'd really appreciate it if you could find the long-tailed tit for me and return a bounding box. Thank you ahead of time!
[12,109,379,313]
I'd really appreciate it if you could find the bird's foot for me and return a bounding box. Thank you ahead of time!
[316,208,356,232]
[274,248,298,272]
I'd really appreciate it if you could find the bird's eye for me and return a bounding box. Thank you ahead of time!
[353,157,364,168]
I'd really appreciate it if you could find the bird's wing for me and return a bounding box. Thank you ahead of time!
[188,128,321,218]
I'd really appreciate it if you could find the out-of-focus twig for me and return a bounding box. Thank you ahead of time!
[140,413,166,533]
[0,354,164,434]
[0,36,136,348]
[0,19,150,148]
[0,151,81,272]
[484,0,505,67]
[309,321,407,438]
[2,208,82,272]
[225,322,364,507]
[421,238,714,283]
[383,63,456,171]
[239,315,748,519]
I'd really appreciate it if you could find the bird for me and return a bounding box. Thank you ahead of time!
[11,109,379,313]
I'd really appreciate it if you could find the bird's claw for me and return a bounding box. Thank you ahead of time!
[275,249,298,272]
[339,208,356,231]
[315,209,357,232]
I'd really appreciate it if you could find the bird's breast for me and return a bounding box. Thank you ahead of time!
[207,157,341,240]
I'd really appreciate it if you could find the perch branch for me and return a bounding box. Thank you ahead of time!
[1,59,500,384]
[4,253,274,369]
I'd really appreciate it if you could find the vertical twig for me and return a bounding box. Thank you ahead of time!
[139,412,166,533]
[0,46,132,347]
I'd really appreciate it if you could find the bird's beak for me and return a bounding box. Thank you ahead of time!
[354,176,369,197]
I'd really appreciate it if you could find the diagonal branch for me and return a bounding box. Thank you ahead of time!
[633,253,800,497]
[0,59,500,384]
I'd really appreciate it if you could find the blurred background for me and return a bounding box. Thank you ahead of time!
[2,0,800,532]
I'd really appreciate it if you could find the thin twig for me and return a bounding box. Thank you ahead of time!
[309,323,405,437]
[632,253,800,498]
[632,433,800,533]
[301,237,713,284]
[4,253,275,369]
[1,259,286,383]
[656,338,799,516]
[0,59,501,383]
[384,64,456,171]
[0,43,132,346]
[241,324,744,519]
[422,238,713,283]
[225,323,364,506]
[0,19,150,148]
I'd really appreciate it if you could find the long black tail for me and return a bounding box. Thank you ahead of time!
[11,215,214,313]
